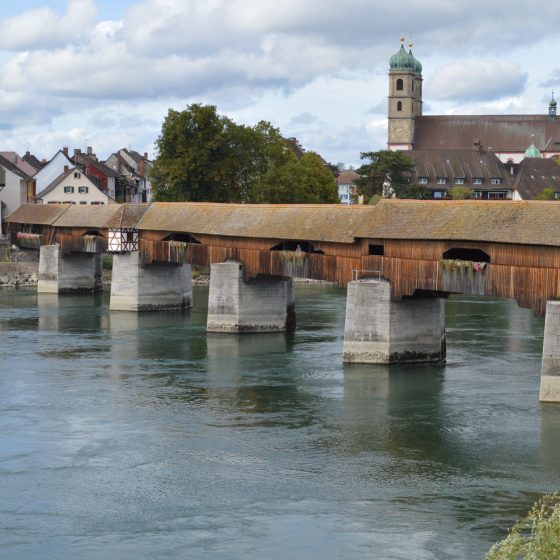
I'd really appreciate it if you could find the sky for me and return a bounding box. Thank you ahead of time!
[0,0,559,167]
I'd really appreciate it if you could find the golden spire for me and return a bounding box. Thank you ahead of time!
[409,34,413,50]
[400,28,405,45]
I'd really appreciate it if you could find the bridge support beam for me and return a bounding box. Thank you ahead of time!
[207,260,295,333]
[343,279,445,364]
[38,245,102,293]
[540,301,560,402]
[110,252,192,311]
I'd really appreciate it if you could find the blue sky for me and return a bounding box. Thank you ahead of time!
[0,0,557,167]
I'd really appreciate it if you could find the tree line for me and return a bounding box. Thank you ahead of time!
[151,104,338,204]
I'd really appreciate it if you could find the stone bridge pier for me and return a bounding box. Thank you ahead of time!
[343,279,446,364]
[207,260,295,333]
[110,252,192,311]
[540,301,560,402]
[38,245,102,293]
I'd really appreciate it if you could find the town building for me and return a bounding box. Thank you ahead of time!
[72,148,118,201]
[105,149,153,203]
[0,154,35,235]
[35,165,115,206]
[388,37,560,162]
[337,169,359,204]
[387,37,560,198]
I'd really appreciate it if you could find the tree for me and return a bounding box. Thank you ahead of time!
[355,150,416,201]
[535,187,558,200]
[249,151,338,204]
[152,104,271,203]
[448,186,473,200]
[151,104,336,204]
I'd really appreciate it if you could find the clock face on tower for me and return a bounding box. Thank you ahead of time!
[391,124,408,142]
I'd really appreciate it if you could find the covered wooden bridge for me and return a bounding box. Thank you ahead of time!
[7,200,560,402]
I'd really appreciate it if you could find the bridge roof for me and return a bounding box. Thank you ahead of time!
[5,203,72,225]
[360,199,560,246]
[54,204,121,228]
[135,203,372,243]
[104,204,150,228]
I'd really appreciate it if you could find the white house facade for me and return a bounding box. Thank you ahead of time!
[36,167,115,206]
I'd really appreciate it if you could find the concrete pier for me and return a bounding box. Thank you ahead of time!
[110,252,192,311]
[38,245,102,293]
[343,279,445,364]
[540,301,560,402]
[207,261,295,333]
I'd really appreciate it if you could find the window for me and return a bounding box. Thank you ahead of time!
[434,191,444,199]
[455,178,465,185]
[396,78,403,91]
[555,192,560,199]
[473,178,483,185]
[488,191,507,199]
[47,201,59,204]
[90,201,105,205]
[418,177,428,184]
[397,101,402,112]
[490,178,501,185]
[63,186,74,193]
[368,244,384,256]
[78,186,89,194]
[74,172,81,178]
[80,201,87,205]
[473,191,482,199]
[436,177,446,185]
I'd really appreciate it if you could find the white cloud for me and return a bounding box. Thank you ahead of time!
[426,60,527,102]
[0,0,97,50]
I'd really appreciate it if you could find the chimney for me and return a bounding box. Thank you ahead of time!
[74,148,81,156]
[139,159,145,176]
[62,146,68,156]
[64,165,69,173]
[144,152,148,160]
[87,146,92,155]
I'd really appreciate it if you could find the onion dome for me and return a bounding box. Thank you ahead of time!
[389,36,422,74]
[524,140,541,159]
[389,44,416,72]
[550,92,557,107]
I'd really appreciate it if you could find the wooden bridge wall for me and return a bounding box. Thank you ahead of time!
[11,222,560,316]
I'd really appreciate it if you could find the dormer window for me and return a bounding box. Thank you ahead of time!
[436,177,446,185]
[473,178,483,185]
[418,177,428,184]
[455,178,465,185]
[490,178,501,185]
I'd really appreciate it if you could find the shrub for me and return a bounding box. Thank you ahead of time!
[486,494,560,559]
[101,255,113,271]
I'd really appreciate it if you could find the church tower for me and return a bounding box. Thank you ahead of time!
[387,36,423,150]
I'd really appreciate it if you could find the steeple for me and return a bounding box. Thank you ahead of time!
[387,35,423,150]
[549,91,557,120]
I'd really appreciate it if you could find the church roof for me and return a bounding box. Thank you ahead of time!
[511,158,560,199]
[413,115,560,153]
[402,149,511,189]
[524,141,541,158]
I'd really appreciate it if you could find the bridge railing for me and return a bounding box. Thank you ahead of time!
[58,233,108,254]
[139,239,191,266]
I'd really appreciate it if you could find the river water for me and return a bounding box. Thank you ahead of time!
[1,285,559,560]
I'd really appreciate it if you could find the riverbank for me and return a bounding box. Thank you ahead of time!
[0,262,331,289]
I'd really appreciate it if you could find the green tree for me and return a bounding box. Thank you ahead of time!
[152,104,269,202]
[535,187,559,200]
[152,104,336,204]
[448,186,473,200]
[355,150,416,201]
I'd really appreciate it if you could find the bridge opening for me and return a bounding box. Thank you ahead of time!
[270,241,324,254]
[442,248,490,263]
[368,244,384,256]
[162,233,201,244]
[83,230,104,237]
